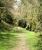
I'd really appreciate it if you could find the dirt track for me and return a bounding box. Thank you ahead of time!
[10,33,29,50]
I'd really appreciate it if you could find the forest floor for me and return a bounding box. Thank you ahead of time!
[0,27,39,50]
[10,33,30,50]
[9,27,39,50]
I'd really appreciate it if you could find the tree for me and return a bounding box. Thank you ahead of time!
[0,0,15,31]
[20,0,40,31]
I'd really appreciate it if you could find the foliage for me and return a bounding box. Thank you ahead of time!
[0,0,42,32]
[37,33,42,50]
[0,0,15,31]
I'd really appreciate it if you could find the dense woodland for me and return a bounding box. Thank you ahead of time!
[0,0,42,32]
[0,0,42,50]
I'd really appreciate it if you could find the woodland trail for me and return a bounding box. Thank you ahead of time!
[10,33,29,50]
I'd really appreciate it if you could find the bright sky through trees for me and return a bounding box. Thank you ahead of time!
[13,0,21,9]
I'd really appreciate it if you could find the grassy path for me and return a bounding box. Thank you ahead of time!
[0,27,39,50]
[10,33,29,50]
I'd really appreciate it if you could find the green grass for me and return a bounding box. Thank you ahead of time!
[0,31,19,50]
[0,27,40,50]
[26,31,40,50]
